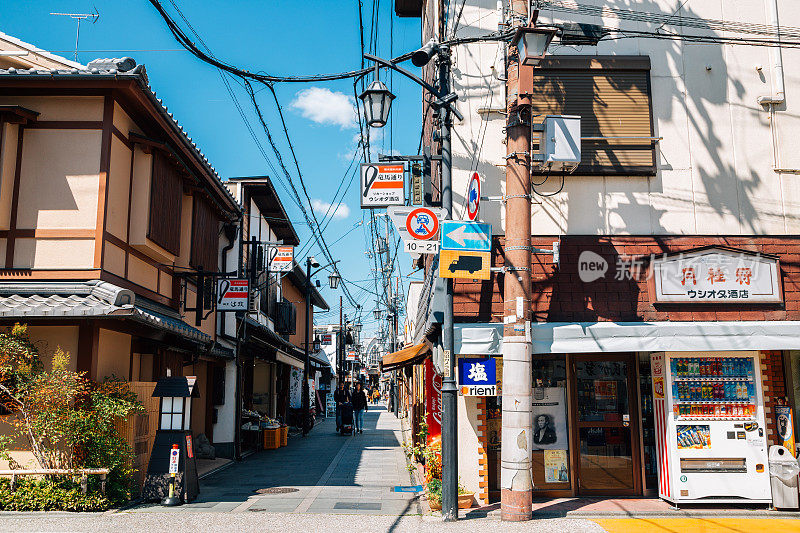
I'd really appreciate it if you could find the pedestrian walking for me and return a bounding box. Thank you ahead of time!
[333,382,350,433]
[352,382,369,434]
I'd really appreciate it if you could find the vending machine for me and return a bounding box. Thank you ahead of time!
[651,352,771,504]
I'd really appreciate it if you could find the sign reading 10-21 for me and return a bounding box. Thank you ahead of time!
[361,163,405,208]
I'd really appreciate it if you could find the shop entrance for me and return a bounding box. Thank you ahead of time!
[571,354,642,495]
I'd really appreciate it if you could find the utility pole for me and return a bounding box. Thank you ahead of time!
[339,296,343,384]
[302,257,312,436]
[438,44,459,523]
[501,0,534,522]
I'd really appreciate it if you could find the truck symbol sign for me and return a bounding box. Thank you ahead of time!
[448,255,483,274]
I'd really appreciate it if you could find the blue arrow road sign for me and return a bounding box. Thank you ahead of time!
[440,221,491,252]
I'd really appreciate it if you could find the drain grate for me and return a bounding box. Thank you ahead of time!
[254,487,300,495]
[333,502,382,510]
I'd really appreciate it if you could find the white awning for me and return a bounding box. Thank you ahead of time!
[276,351,304,369]
[455,321,800,355]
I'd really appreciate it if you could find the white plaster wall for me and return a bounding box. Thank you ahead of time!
[446,0,800,236]
[456,395,482,499]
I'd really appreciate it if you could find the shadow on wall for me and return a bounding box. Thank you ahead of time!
[449,0,788,235]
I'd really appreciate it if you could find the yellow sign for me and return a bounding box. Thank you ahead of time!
[439,250,490,280]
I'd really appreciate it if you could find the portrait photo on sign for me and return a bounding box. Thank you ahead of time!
[531,387,569,450]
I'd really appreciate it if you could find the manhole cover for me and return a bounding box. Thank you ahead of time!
[254,487,299,495]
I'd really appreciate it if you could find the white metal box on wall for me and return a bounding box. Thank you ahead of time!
[534,115,581,172]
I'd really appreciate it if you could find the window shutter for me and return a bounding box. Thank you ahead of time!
[529,57,655,175]
[147,151,183,254]
[190,195,219,272]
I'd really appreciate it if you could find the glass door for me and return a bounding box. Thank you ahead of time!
[571,354,642,495]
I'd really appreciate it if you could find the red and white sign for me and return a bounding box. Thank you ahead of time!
[268,246,294,272]
[466,172,481,221]
[217,279,249,311]
[346,351,356,362]
[361,163,405,207]
[425,359,442,444]
[405,207,439,240]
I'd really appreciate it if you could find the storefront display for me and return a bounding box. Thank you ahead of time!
[652,352,771,504]
[531,358,571,492]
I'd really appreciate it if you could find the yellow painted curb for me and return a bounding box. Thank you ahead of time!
[593,518,800,533]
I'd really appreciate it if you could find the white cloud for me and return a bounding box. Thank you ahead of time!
[290,87,356,128]
[312,199,350,220]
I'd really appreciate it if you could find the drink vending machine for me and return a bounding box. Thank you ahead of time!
[651,352,771,504]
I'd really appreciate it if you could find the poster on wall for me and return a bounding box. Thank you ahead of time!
[531,387,569,450]
[289,368,303,409]
[543,449,569,483]
[425,359,442,443]
[775,405,797,456]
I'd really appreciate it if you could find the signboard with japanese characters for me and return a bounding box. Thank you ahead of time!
[361,163,405,207]
[387,206,447,255]
[216,279,250,311]
[457,357,497,396]
[268,246,294,272]
[651,248,781,303]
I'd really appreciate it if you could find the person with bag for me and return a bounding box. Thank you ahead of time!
[351,382,369,434]
[333,382,350,433]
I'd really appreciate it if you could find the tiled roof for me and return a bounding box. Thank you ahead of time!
[0,280,211,345]
[0,30,85,70]
[0,56,240,214]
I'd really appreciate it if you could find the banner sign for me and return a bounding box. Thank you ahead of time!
[425,359,442,443]
[217,279,249,311]
[268,246,294,272]
[361,163,405,207]
[652,248,781,303]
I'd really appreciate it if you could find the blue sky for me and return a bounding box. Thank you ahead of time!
[1,0,424,337]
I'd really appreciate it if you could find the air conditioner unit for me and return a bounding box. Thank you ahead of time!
[533,115,581,173]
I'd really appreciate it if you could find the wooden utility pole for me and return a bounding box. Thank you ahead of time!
[501,0,533,522]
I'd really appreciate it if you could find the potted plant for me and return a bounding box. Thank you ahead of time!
[457,484,474,509]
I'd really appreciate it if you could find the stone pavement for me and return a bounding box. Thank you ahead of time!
[131,403,421,516]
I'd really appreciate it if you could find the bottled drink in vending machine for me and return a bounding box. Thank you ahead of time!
[746,358,753,380]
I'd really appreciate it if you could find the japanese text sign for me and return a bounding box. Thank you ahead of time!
[652,248,781,303]
[361,163,405,207]
[217,279,249,311]
[268,246,294,272]
[168,446,180,474]
[458,357,497,396]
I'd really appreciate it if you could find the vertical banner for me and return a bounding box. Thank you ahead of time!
[424,359,442,443]
[776,405,797,457]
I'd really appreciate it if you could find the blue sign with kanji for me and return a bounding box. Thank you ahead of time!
[458,357,496,387]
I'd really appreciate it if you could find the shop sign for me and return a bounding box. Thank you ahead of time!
[651,248,781,303]
[268,246,294,272]
[346,351,356,361]
[321,334,332,345]
[216,279,249,311]
[458,357,497,396]
[424,359,442,443]
[361,163,405,207]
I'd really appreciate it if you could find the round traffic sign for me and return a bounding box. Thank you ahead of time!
[405,207,439,240]
[467,172,481,221]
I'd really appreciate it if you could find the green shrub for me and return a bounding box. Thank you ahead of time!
[0,478,111,512]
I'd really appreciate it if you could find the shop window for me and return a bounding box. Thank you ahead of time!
[148,151,183,255]
[639,354,658,492]
[190,195,219,272]
[528,56,655,176]
[531,357,571,492]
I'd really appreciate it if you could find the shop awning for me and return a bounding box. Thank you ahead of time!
[454,321,800,355]
[381,343,431,372]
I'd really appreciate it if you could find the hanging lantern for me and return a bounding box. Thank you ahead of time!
[359,80,395,128]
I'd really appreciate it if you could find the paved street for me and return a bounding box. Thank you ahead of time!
[0,406,795,532]
[132,404,419,515]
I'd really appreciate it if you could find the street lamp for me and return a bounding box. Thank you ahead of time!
[373,309,382,320]
[328,272,341,289]
[358,79,395,128]
[510,26,557,66]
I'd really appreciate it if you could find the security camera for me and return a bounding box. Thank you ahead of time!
[412,38,439,67]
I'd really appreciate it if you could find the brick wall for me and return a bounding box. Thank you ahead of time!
[476,398,489,504]
[454,236,800,323]
[761,350,788,446]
